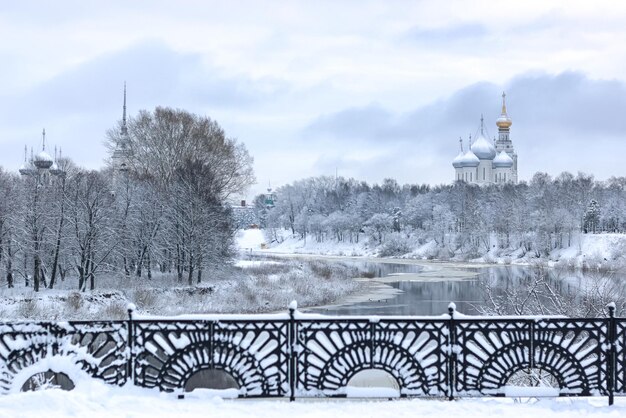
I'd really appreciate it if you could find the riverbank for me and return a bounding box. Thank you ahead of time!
[238,227,626,317]
[251,229,626,272]
[0,257,365,321]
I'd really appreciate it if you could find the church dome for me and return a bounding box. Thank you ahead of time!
[470,133,496,160]
[460,150,480,167]
[49,161,63,176]
[34,150,53,169]
[452,151,464,168]
[496,114,512,129]
[19,163,35,176]
[492,151,513,168]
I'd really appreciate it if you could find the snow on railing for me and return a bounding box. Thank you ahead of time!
[0,301,623,405]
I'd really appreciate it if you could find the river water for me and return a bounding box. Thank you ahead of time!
[305,259,614,316]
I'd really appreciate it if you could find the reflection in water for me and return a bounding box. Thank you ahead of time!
[307,261,600,316]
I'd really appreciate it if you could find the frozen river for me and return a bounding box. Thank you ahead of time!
[299,257,616,316]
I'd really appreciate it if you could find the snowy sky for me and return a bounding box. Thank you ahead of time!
[1,0,626,198]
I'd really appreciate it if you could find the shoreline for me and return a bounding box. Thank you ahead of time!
[256,252,483,313]
[255,249,625,274]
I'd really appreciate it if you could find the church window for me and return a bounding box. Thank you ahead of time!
[483,167,485,180]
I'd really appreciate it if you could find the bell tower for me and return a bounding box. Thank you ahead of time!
[495,92,518,183]
[112,82,132,173]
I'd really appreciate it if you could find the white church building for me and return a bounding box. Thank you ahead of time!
[452,93,518,185]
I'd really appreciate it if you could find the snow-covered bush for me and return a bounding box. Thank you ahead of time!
[364,213,393,244]
[436,246,453,261]
[17,299,41,318]
[65,292,84,312]
[100,302,128,320]
[132,288,158,310]
[378,232,413,257]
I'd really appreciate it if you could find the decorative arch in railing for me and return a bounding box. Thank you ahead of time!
[476,341,589,392]
[0,322,128,393]
[296,319,447,396]
[132,319,289,396]
[454,318,606,396]
[0,304,622,405]
[157,342,262,393]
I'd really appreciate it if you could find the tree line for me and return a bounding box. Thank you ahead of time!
[0,107,254,291]
[257,173,626,259]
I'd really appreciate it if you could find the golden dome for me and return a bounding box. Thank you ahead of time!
[496,91,512,129]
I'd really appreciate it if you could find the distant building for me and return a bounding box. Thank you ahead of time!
[112,83,132,174]
[231,200,258,229]
[452,93,518,184]
[264,187,276,208]
[18,129,65,181]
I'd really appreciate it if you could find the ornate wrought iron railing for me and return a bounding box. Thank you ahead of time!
[0,303,622,405]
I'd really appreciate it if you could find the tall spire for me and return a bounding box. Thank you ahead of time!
[121,82,128,136]
[24,145,28,163]
[496,91,512,129]
[42,128,46,151]
[480,114,484,135]
[459,137,463,152]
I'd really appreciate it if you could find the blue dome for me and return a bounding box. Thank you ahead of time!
[492,151,513,168]
[452,151,464,168]
[460,150,480,167]
[470,133,496,160]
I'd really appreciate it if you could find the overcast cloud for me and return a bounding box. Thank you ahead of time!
[1,0,626,198]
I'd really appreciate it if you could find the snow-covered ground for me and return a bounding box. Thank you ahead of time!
[0,232,366,321]
[549,233,626,269]
[259,228,376,257]
[0,230,622,416]
[0,378,624,418]
[256,228,626,270]
[236,228,266,251]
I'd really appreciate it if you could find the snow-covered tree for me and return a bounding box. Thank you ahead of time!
[584,199,601,234]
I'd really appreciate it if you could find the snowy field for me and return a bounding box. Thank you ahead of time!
[0,379,624,418]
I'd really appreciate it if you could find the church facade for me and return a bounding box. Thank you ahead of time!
[452,93,518,185]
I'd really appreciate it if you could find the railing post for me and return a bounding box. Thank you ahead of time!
[369,320,376,369]
[127,303,136,386]
[607,302,616,406]
[288,301,298,402]
[447,302,457,401]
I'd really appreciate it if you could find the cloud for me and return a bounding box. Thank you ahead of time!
[506,71,626,136]
[301,71,626,184]
[404,23,488,44]
[305,81,501,150]
[0,41,290,170]
[305,104,394,142]
[1,40,288,122]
